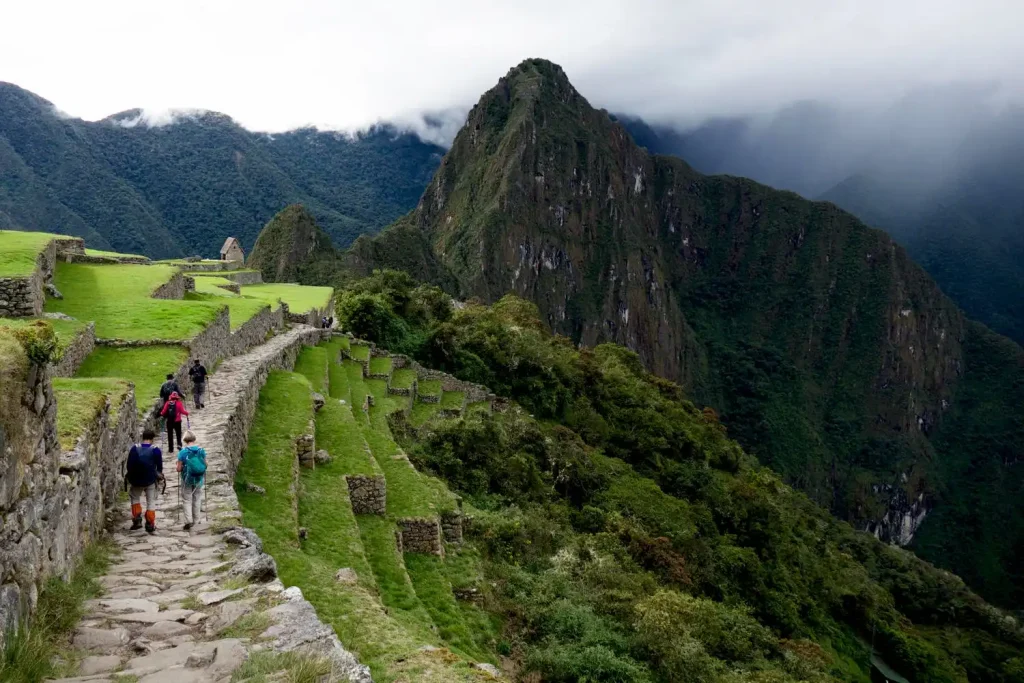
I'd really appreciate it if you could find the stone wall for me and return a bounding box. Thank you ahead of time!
[287,298,335,328]
[0,237,85,318]
[295,421,316,469]
[219,271,263,285]
[0,340,137,637]
[187,306,232,372]
[52,238,85,259]
[407,360,494,404]
[440,511,463,545]
[346,475,386,515]
[217,282,241,294]
[65,253,149,265]
[51,322,96,378]
[398,518,444,556]
[151,272,187,300]
[227,305,283,357]
[176,261,242,273]
[219,328,330,477]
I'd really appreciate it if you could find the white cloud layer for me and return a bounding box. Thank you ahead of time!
[1,0,1021,134]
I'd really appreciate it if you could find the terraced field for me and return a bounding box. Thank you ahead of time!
[237,340,500,682]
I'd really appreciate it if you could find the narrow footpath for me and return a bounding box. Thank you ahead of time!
[52,325,371,683]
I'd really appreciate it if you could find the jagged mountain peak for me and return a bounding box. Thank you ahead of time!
[247,204,338,284]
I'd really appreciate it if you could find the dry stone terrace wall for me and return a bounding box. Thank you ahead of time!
[51,321,96,378]
[346,475,387,515]
[398,518,444,556]
[65,253,149,265]
[287,297,336,328]
[0,352,137,637]
[227,304,285,357]
[150,272,188,300]
[0,237,84,318]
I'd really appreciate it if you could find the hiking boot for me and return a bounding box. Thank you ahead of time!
[130,517,142,530]
[183,523,193,531]
[145,522,156,534]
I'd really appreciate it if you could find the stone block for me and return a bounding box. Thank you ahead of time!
[398,517,444,556]
[441,510,464,544]
[346,475,386,516]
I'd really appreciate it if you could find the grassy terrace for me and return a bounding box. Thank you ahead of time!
[0,317,88,353]
[439,391,464,410]
[240,283,333,314]
[76,346,187,411]
[0,230,64,277]
[46,263,222,341]
[348,343,370,362]
[409,402,440,427]
[369,356,392,376]
[185,290,268,331]
[84,248,148,261]
[416,379,441,397]
[239,369,481,681]
[52,377,130,450]
[390,368,415,390]
[191,275,236,295]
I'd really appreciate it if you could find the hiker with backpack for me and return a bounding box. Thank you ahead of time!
[189,358,208,410]
[176,430,207,531]
[160,390,189,452]
[124,429,164,533]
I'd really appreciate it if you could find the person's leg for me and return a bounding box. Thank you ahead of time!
[166,419,175,452]
[173,422,183,450]
[182,482,195,527]
[191,484,201,527]
[143,484,157,532]
[129,486,143,529]
[197,384,205,409]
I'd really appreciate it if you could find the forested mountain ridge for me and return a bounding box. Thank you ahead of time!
[0,81,443,257]
[618,106,1024,347]
[346,58,1024,608]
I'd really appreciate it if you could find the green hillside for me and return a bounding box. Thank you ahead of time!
[234,270,1024,682]
[346,59,1024,608]
[0,82,443,257]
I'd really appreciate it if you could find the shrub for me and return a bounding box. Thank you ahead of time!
[12,321,61,366]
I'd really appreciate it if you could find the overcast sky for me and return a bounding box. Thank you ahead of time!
[1,0,1021,134]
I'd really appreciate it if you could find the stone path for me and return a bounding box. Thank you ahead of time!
[51,326,371,682]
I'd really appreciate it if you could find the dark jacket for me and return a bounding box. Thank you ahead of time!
[126,443,163,487]
[160,379,182,402]
[189,364,208,386]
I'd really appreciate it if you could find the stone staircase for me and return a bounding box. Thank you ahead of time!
[50,326,371,683]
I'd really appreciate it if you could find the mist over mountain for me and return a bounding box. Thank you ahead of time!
[0,81,445,257]
[619,86,1024,345]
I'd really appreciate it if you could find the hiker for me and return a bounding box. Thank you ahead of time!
[327,316,334,328]
[189,358,208,409]
[160,391,189,452]
[176,430,207,531]
[321,316,329,329]
[160,373,182,402]
[125,429,164,533]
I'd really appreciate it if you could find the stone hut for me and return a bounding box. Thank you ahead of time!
[220,237,244,262]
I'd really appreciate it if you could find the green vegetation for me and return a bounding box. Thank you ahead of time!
[294,346,328,393]
[191,275,236,295]
[0,317,86,355]
[0,85,443,257]
[84,248,147,260]
[240,283,332,315]
[0,230,62,277]
[46,263,222,340]
[0,539,115,682]
[348,343,370,362]
[52,377,130,450]
[416,379,441,397]
[390,368,415,390]
[409,402,440,427]
[369,356,392,376]
[185,292,267,330]
[439,391,464,410]
[308,270,1024,682]
[237,370,483,681]
[75,345,187,410]
[229,650,331,683]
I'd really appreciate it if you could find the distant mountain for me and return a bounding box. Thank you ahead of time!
[247,204,341,284]
[618,98,1024,345]
[349,59,1024,607]
[0,82,445,258]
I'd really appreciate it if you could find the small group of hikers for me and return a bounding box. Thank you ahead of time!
[123,428,207,534]
[320,316,334,329]
[121,357,210,534]
[158,359,207,451]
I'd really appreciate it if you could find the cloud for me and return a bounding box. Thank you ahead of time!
[109,108,218,128]
[1,0,1021,140]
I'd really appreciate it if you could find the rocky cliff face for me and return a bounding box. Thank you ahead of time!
[349,59,1024,606]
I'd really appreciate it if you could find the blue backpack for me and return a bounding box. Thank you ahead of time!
[182,446,207,487]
